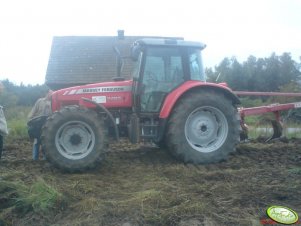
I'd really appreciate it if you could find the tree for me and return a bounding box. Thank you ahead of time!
[0,79,49,107]
[205,52,301,93]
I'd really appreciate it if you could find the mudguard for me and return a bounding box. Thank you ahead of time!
[159,81,240,119]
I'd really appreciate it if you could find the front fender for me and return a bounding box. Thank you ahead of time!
[159,81,240,119]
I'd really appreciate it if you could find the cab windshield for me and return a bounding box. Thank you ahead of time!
[188,48,205,81]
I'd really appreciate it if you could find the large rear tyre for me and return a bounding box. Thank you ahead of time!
[166,90,240,164]
[41,106,108,172]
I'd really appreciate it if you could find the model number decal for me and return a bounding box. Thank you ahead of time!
[91,96,123,103]
[92,96,107,103]
[107,96,123,101]
[294,102,301,108]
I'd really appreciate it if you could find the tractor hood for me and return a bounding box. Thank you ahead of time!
[51,80,133,111]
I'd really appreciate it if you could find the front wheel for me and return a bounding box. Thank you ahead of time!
[41,106,108,172]
[166,90,240,164]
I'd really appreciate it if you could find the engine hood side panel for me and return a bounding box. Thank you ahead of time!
[51,80,133,111]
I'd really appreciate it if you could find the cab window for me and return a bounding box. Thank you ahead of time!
[140,47,184,112]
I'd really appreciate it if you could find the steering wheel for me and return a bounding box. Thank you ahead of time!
[145,71,157,81]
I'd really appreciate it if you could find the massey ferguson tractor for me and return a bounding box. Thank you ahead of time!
[41,38,242,172]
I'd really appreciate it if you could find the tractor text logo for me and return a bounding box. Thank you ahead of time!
[80,86,132,94]
[83,87,124,93]
[62,86,133,95]
[266,206,299,225]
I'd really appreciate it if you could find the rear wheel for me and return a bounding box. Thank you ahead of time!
[41,106,108,172]
[166,90,240,164]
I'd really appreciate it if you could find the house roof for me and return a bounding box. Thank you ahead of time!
[45,35,144,90]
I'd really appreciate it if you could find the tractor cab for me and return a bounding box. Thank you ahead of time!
[130,38,206,113]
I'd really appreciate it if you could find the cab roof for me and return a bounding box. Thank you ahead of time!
[136,38,206,50]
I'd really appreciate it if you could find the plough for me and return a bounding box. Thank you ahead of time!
[234,91,301,140]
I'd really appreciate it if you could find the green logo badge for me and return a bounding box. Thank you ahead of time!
[267,206,299,225]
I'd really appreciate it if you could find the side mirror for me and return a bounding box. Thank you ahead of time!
[131,44,141,61]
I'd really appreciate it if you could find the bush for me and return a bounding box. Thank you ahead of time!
[240,97,264,108]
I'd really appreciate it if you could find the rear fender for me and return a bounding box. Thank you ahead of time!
[159,81,240,119]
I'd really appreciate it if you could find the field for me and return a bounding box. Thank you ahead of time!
[0,138,301,226]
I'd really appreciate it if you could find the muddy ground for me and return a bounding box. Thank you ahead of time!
[0,138,301,226]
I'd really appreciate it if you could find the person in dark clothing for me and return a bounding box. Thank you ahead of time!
[0,83,8,159]
[28,91,52,160]
[0,135,3,159]
[0,121,2,160]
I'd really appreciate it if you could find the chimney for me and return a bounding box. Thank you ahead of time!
[117,30,124,40]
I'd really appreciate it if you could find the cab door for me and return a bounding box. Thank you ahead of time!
[139,47,185,112]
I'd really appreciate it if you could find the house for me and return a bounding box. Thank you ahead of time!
[45,31,181,90]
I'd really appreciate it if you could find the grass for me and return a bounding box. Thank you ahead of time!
[4,106,31,142]
[0,175,64,215]
[18,178,63,212]
[288,167,301,175]
[6,119,28,141]
[283,122,301,138]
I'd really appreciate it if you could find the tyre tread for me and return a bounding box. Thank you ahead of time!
[166,89,240,164]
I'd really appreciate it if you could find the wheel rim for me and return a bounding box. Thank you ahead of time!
[55,120,96,160]
[184,106,228,153]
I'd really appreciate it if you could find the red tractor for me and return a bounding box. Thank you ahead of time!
[41,38,241,171]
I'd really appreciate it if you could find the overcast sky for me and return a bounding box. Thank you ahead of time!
[0,0,300,85]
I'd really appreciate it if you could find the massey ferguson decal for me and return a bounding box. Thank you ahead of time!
[63,86,132,95]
